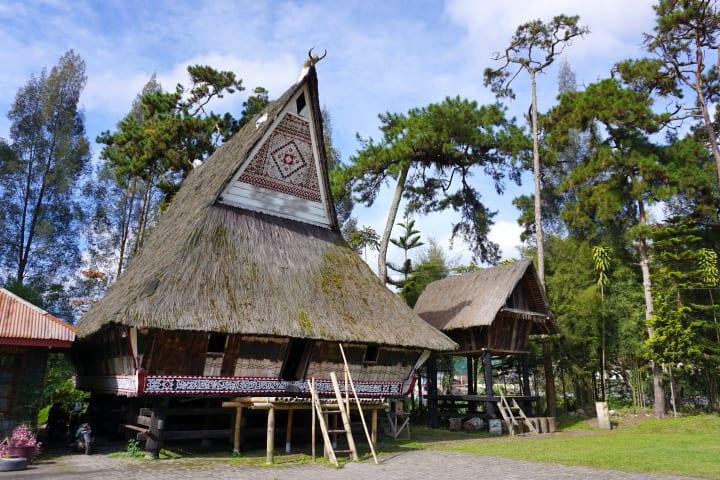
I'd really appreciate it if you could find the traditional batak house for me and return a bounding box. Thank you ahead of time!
[72,58,455,456]
[0,288,75,428]
[414,260,558,430]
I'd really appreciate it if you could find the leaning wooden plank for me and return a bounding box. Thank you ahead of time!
[339,344,378,464]
[121,423,148,434]
[307,379,337,466]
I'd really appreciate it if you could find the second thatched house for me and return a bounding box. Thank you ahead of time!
[72,62,455,409]
[414,259,557,424]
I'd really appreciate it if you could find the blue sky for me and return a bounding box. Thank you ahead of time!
[0,0,658,270]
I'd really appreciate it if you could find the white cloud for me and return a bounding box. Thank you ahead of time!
[488,220,524,261]
[83,53,299,116]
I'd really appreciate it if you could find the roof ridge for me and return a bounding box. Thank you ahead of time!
[0,288,75,331]
[0,287,49,315]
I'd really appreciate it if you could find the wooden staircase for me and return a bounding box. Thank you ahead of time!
[496,392,538,436]
[306,344,378,467]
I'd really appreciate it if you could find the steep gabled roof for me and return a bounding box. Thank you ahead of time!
[0,288,75,347]
[414,259,558,334]
[75,67,456,352]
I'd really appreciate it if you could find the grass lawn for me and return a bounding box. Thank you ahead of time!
[396,414,720,479]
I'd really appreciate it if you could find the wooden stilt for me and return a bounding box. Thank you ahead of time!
[233,405,243,455]
[521,352,532,415]
[145,398,168,459]
[311,379,316,462]
[428,354,439,428]
[467,356,477,412]
[285,409,294,453]
[371,408,378,448]
[266,407,275,464]
[484,350,496,418]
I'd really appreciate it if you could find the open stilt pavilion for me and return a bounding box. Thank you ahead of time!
[414,259,558,428]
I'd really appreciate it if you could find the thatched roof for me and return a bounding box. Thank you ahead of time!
[76,67,456,352]
[414,259,558,334]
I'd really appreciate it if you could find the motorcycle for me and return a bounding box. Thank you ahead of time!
[72,422,94,455]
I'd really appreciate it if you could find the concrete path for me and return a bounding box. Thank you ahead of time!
[7,449,700,480]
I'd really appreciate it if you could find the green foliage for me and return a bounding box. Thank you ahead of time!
[322,107,354,225]
[97,65,244,207]
[89,67,256,283]
[647,221,719,368]
[402,240,451,307]
[343,220,380,260]
[591,245,612,295]
[388,218,424,294]
[40,353,85,415]
[340,96,527,263]
[126,439,142,457]
[3,278,44,308]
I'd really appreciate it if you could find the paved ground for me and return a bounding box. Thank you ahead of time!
[6,449,700,480]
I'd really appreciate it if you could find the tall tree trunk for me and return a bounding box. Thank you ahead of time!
[560,363,568,411]
[600,284,606,401]
[18,128,60,284]
[132,177,153,255]
[117,182,137,278]
[531,71,555,416]
[668,367,678,417]
[637,199,666,418]
[543,340,557,416]
[695,49,720,189]
[530,71,545,286]
[377,164,409,283]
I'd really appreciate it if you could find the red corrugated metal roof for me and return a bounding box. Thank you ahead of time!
[0,288,75,345]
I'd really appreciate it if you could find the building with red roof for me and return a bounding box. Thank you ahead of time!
[0,288,75,423]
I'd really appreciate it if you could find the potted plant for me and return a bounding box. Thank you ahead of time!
[0,425,41,463]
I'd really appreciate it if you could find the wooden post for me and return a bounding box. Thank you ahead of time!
[266,407,275,464]
[483,350,496,418]
[428,354,439,428]
[145,397,168,459]
[285,410,294,453]
[311,379,316,462]
[467,356,477,412]
[521,352,532,416]
[371,408,378,448]
[233,405,243,455]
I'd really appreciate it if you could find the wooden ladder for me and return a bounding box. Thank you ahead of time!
[306,344,379,466]
[307,373,359,467]
[497,392,537,435]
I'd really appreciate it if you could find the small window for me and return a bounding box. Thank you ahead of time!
[207,334,227,353]
[281,339,312,381]
[363,345,379,364]
[295,93,306,114]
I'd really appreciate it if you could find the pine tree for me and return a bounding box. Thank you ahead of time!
[484,14,589,287]
[387,218,424,299]
[340,97,527,284]
[645,0,720,188]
